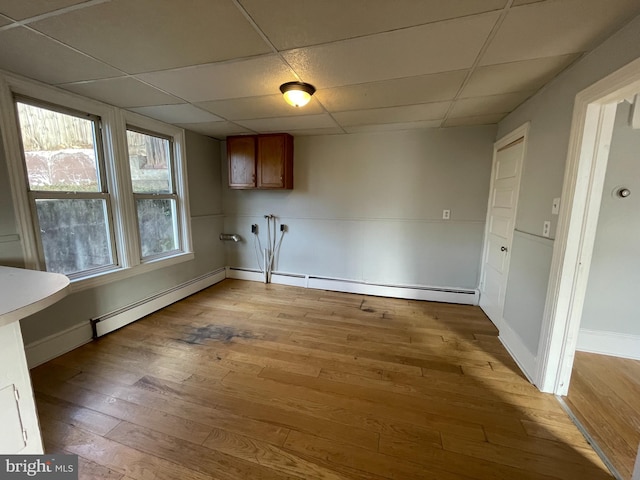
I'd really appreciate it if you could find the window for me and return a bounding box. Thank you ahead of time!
[15,99,117,278]
[1,75,192,290]
[126,128,180,260]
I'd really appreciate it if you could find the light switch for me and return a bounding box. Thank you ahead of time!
[552,197,560,215]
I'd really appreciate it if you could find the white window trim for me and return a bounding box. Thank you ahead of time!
[0,71,193,293]
[122,110,193,264]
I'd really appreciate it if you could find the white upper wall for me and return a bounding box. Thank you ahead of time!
[499,14,640,238]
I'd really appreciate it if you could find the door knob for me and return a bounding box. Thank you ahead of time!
[501,246,508,252]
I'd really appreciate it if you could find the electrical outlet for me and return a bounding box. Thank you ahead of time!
[251,224,258,234]
[280,224,287,232]
[552,197,560,215]
[442,209,451,220]
[543,221,551,237]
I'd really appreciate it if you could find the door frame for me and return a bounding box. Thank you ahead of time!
[479,122,529,331]
[536,56,640,395]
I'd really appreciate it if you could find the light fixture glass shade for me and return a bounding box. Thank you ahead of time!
[280,82,316,107]
[283,89,311,107]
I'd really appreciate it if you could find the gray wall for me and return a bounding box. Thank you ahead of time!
[223,127,496,290]
[0,129,225,344]
[502,232,553,354]
[581,101,640,336]
[497,15,640,357]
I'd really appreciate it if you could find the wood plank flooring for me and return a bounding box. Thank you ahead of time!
[30,279,613,480]
[566,351,640,479]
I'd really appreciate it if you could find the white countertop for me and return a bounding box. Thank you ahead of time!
[0,266,70,327]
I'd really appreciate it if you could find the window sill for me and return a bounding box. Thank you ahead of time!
[68,251,195,293]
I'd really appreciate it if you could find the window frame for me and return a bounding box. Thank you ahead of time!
[123,114,192,264]
[14,96,120,279]
[0,73,193,292]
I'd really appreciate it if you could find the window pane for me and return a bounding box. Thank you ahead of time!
[16,102,100,192]
[35,198,114,275]
[127,130,172,193]
[136,198,178,258]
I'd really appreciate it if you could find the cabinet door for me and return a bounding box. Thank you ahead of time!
[257,134,293,189]
[228,136,256,188]
[0,322,43,453]
[0,384,26,453]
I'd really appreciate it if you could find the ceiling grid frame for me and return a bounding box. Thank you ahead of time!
[0,0,636,138]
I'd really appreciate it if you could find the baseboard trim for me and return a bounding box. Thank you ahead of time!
[498,320,537,383]
[93,268,226,338]
[576,329,640,360]
[25,321,93,369]
[224,267,266,283]
[225,267,479,305]
[26,266,479,368]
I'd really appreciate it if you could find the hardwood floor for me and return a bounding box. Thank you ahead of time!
[30,279,613,480]
[566,351,640,479]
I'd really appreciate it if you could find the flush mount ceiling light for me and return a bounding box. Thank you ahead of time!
[279,81,316,107]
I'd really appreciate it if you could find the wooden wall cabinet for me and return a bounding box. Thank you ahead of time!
[227,133,293,189]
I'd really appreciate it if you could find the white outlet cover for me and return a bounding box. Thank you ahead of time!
[543,221,551,237]
[442,209,450,220]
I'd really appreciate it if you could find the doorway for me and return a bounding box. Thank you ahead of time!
[534,57,640,479]
[563,99,640,479]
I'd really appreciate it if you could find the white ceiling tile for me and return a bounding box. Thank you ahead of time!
[444,113,506,127]
[462,54,579,98]
[286,127,344,136]
[449,92,533,118]
[59,77,182,108]
[137,55,294,103]
[236,114,339,133]
[333,102,450,127]
[176,121,254,139]
[481,0,640,65]
[197,94,324,120]
[31,0,271,73]
[0,27,122,84]
[316,70,467,112]
[240,0,507,49]
[128,104,223,124]
[282,12,500,88]
[0,0,86,20]
[0,0,635,132]
[344,120,442,134]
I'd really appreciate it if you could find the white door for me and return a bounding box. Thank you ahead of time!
[479,135,525,327]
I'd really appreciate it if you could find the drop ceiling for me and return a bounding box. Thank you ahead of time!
[0,0,638,139]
